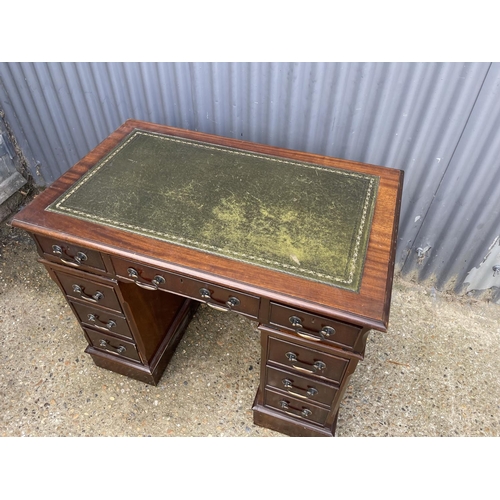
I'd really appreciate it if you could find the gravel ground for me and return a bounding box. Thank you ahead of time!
[1,217,499,438]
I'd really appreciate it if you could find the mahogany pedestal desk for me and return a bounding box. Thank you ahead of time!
[12,120,403,437]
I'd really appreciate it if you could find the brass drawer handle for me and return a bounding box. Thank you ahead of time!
[87,313,116,330]
[99,339,126,354]
[72,284,104,303]
[285,351,326,374]
[199,288,240,312]
[289,315,335,341]
[279,400,313,419]
[52,244,88,267]
[282,378,318,399]
[127,267,165,290]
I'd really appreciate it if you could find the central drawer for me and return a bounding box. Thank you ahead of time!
[111,256,260,318]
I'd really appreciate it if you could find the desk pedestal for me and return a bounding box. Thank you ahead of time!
[252,325,366,437]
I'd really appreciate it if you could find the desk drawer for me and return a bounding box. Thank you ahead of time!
[267,335,348,384]
[70,301,133,340]
[264,388,329,426]
[83,327,141,363]
[36,235,106,272]
[265,365,338,407]
[53,270,122,313]
[269,302,362,351]
[111,256,260,318]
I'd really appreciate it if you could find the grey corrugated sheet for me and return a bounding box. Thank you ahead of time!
[0,62,497,295]
[401,63,500,294]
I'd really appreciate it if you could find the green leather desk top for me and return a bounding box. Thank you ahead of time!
[48,129,379,292]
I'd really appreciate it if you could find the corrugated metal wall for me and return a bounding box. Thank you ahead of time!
[0,62,498,298]
[402,63,500,296]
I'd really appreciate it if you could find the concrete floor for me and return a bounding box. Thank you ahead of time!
[1,215,499,438]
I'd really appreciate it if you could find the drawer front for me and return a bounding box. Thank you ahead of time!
[269,302,362,351]
[70,301,133,340]
[36,235,106,272]
[111,256,260,318]
[53,270,122,313]
[264,388,329,426]
[265,365,338,407]
[83,327,141,363]
[267,335,349,384]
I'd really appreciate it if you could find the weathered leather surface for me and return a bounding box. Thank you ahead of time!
[48,129,379,291]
